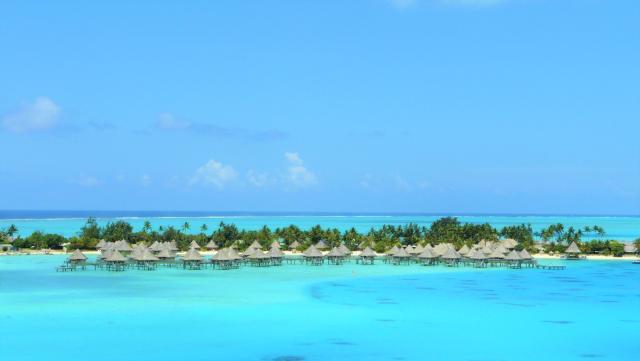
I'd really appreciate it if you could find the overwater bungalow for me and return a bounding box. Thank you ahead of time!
[359,247,376,265]
[392,247,412,265]
[563,241,583,260]
[134,248,159,270]
[505,250,522,268]
[67,249,87,264]
[466,249,487,268]
[104,250,127,271]
[248,250,271,267]
[96,239,106,250]
[157,248,176,263]
[417,248,437,266]
[441,248,461,267]
[338,243,351,256]
[270,240,281,249]
[326,247,346,265]
[205,240,218,250]
[488,248,506,265]
[182,248,204,269]
[267,246,284,266]
[189,240,201,250]
[303,245,324,265]
[241,246,257,258]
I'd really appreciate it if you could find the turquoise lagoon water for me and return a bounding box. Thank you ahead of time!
[1,256,638,361]
[1,213,639,241]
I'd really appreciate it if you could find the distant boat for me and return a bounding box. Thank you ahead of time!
[632,259,640,264]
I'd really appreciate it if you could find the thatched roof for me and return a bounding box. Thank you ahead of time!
[304,245,323,258]
[481,246,493,255]
[386,245,400,255]
[458,244,470,255]
[129,247,143,260]
[467,249,485,260]
[242,247,257,257]
[411,244,424,255]
[249,240,262,249]
[183,248,203,262]
[96,239,106,249]
[565,241,581,254]
[315,240,328,250]
[624,244,637,253]
[327,247,345,258]
[115,240,133,252]
[149,241,161,251]
[138,248,159,262]
[360,247,376,257]
[271,240,281,249]
[338,243,351,255]
[68,249,87,261]
[100,249,113,259]
[168,241,179,251]
[493,244,508,255]
[393,247,411,258]
[441,248,461,260]
[206,240,218,250]
[157,248,175,259]
[289,240,301,250]
[267,247,284,258]
[417,248,436,259]
[505,250,521,261]
[189,241,201,250]
[502,238,518,249]
[249,250,270,260]
[105,250,127,262]
[518,249,532,260]
[226,248,241,260]
[488,249,506,259]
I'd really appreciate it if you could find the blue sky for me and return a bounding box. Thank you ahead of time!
[0,0,638,215]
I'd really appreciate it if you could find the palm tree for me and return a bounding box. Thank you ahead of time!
[200,224,208,233]
[143,221,152,233]
[182,222,190,233]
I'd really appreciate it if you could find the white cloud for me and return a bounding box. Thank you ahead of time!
[2,97,60,133]
[140,174,152,187]
[156,112,191,130]
[73,175,102,187]
[189,160,238,189]
[247,170,273,188]
[284,152,317,188]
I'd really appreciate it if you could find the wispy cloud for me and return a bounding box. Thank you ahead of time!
[2,97,60,133]
[139,174,152,187]
[156,113,287,141]
[72,175,102,187]
[188,160,238,189]
[246,170,274,188]
[284,152,317,188]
